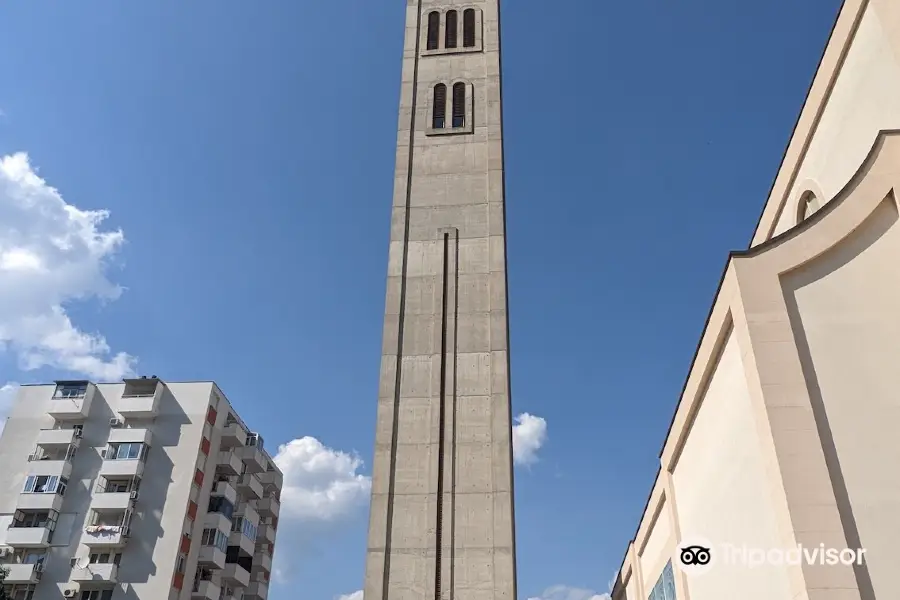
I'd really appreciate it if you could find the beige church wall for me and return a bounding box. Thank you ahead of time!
[671,330,794,600]
[781,194,900,599]
[637,501,673,591]
[771,2,900,237]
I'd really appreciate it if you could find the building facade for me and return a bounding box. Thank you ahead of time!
[611,1,900,599]
[0,379,282,600]
[362,2,518,600]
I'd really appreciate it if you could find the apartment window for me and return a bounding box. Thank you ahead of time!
[647,560,676,600]
[89,552,121,565]
[426,11,440,50]
[19,551,46,565]
[104,442,146,461]
[201,528,228,553]
[452,82,466,128]
[54,382,87,399]
[23,475,67,495]
[463,9,476,47]
[80,591,113,600]
[98,477,138,494]
[11,589,35,600]
[208,496,235,519]
[12,510,56,529]
[433,84,447,129]
[231,516,258,542]
[176,553,187,573]
[445,10,458,48]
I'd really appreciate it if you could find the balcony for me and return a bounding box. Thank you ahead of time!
[16,492,64,513]
[217,451,243,476]
[118,377,163,418]
[192,580,222,599]
[236,504,259,527]
[246,581,269,599]
[108,427,152,446]
[257,470,283,491]
[254,497,280,519]
[47,382,93,421]
[228,531,255,555]
[83,523,130,548]
[221,422,247,449]
[99,458,144,479]
[198,545,227,569]
[92,491,136,512]
[238,474,263,500]
[71,563,118,584]
[237,445,267,473]
[204,511,231,534]
[222,563,251,588]
[211,480,238,505]
[6,526,53,548]
[253,550,272,574]
[3,562,44,584]
[257,524,275,545]
[99,439,148,479]
[36,427,82,446]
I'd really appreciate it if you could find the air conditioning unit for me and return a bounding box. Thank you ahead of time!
[109,418,123,427]
[64,590,78,598]
[27,453,37,462]
[130,491,139,501]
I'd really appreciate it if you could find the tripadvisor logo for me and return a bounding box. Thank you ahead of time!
[674,537,867,576]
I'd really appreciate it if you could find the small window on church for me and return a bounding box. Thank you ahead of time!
[463,9,476,47]
[445,11,458,49]
[452,83,466,128]
[433,84,447,129]
[426,12,440,50]
[798,191,821,223]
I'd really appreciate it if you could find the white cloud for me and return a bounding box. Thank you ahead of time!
[337,591,363,600]
[273,436,372,521]
[0,382,18,436]
[528,585,610,600]
[512,412,547,466]
[0,152,134,380]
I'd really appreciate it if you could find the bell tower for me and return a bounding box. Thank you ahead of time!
[363,2,517,600]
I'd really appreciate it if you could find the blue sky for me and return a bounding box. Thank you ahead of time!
[0,0,843,599]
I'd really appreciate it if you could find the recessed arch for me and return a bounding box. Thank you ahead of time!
[445,10,458,49]
[463,9,476,47]
[432,84,447,129]
[426,11,440,50]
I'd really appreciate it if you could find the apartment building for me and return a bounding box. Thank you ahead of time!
[0,378,283,600]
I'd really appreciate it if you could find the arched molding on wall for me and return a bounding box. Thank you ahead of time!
[425,79,475,136]
[793,179,827,225]
[419,5,484,55]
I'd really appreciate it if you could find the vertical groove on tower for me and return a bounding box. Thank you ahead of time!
[434,232,450,600]
[380,2,424,600]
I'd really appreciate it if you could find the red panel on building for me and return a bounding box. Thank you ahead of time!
[200,437,211,455]
[173,573,184,590]
[206,406,217,426]
[187,501,198,520]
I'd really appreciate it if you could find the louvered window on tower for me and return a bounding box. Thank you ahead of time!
[426,12,440,50]
[433,84,447,129]
[452,83,465,128]
[463,9,476,47]
[445,11,458,48]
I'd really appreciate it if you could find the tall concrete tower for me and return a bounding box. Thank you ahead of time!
[363,2,516,600]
